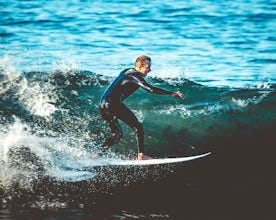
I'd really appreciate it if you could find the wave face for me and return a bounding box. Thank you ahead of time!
[1,62,275,207]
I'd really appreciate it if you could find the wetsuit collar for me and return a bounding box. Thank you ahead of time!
[134,67,146,77]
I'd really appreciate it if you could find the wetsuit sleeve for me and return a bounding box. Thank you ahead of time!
[132,75,173,95]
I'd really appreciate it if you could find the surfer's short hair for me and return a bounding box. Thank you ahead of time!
[135,55,151,67]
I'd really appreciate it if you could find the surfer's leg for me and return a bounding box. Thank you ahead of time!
[116,104,145,154]
[99,106,123,153]
[104,117,123,147]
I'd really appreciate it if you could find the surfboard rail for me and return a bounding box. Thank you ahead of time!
[84,152,211,167]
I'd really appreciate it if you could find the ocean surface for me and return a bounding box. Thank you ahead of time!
[1,0,276,219]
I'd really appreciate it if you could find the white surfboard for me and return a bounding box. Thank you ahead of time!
[81,152,211,168]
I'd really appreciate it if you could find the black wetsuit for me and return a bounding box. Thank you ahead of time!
[99,68,173,154]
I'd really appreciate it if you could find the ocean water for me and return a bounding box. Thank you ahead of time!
[1,0,276,219]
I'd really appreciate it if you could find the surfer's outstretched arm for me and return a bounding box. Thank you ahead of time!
[132,76,185,100]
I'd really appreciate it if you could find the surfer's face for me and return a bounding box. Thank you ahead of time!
[137,61,151,77]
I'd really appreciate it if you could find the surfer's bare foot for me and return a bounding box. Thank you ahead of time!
[137,153,152,160]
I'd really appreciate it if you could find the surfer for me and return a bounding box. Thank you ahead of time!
[99,55,184,160]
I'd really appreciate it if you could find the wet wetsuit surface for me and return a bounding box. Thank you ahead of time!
[99,68,173,153]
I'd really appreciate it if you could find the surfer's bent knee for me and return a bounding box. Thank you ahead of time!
[104,131,123,148]
[133,122,143,134]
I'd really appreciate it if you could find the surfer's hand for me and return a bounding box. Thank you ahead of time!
[172,91,184,100]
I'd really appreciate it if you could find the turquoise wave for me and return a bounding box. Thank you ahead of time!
[1,70,275,155]
[0,69,275,207]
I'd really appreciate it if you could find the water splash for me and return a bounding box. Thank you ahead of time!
[0,56,59,117]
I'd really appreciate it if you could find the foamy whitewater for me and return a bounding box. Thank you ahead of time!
[0,0,275,219]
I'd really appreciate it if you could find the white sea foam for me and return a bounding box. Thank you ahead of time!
[231,91,269,108]
[52,59,79,74]
[0,56,59,117]
[0,118,96,188]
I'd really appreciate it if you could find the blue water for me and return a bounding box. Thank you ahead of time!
[1,0,276,219]
[1,0,275,87]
